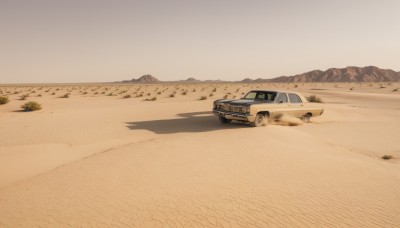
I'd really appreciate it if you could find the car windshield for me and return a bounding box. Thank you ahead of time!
[242,91,277,102]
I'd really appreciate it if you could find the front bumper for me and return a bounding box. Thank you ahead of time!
[213,109,253,122]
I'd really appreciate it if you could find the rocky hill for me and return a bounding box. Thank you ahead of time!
[121,74,160,83]
[268,66,400,83]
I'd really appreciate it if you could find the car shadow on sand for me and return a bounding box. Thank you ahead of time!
[125,111,246,134]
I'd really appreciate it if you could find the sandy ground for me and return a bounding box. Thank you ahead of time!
[0,82,399,227]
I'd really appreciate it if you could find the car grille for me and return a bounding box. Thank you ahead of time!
[219,104,246,113]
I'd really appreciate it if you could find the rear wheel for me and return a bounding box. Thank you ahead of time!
[250,113,267,127]
[301,113,311,123]
[219,116,232,124]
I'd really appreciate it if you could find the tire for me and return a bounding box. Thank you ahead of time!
[219,116,232,124]
[301,113,311,123]
[250,113,266,127]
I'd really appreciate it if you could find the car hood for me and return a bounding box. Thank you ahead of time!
[215,99,273,106]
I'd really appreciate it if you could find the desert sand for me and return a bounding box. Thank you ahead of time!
[0,82,399,227]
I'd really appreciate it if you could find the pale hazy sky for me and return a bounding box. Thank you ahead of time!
[1,0,400,83]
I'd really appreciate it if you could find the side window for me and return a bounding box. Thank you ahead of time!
[256,93,266,100]
[276,93,288,103]
[288,93,302,103]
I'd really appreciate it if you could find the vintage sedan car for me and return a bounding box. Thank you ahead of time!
[213,90,324,127]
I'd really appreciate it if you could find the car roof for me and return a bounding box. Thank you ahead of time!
[248,89,300,94]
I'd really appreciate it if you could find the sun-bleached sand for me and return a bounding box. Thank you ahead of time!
[0,82,400,227]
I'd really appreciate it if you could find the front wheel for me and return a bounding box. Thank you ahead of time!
[219,116,232,124]
[250,113,267,127]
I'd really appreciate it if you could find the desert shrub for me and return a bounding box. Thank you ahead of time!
[82,91,88,95]
[306,95,323,103]
[212,88,217,92]
[0,96,10,104]
[51,92,56,95]
[382,155,393,160]
[170,94,175,98]
[123,94,131,98]
[157,91,162,95]
[147,93,151,96]
[209,93,214,97]
[393,88,399,92]
[199,96,207,100]
[223,95,228,99]
[61,93,70,98]
[145,97,157,101]
[20,94,29,100]
[181,91,187,95]
[21,101,42,111]
[38,94,42,97]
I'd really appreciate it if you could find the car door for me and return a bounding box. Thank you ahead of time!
[287,93,305,117]
[271,92,290,118]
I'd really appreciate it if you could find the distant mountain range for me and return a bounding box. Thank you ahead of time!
[267,66,400,83]
[119,66,400,83]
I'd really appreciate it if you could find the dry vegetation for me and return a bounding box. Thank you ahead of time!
[307,95,324,103]
[0,96,9,104]
[21,101,42,111]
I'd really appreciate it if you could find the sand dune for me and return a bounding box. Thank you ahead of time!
[0,83,399,227]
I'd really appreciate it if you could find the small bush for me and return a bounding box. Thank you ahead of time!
[307,95,323,103]
[61,93,70,98]
[51,92,56,95]
[145,97,157,101]
[21,101,42,111]
[170,94,175,98]
[199,96,207,100]
[181,91,187,95]
[20,94,29,100]
[382,155,393,160]
[123,94,131,98]
[0,96,10,104]
[393,88,399,92]
[209,93,214,97]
